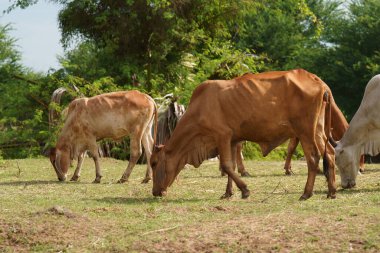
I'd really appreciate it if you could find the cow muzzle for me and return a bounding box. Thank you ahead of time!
[58,175,67,182]
[152,189,167,197]
[342,181,356,189]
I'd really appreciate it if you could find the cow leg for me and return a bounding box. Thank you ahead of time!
[223,143,237,198]
[219,156,226,177]
[87,145,102,183]
[315,136,337,199]
[70,151,85,181]
[141,128,154,184]
[283,138,299,175]
[236,142,251,177]
[299,141,320,200]
[219,140,250,199]
[118,136,142,183]
[359,155,365,173]
[324,143,337,199]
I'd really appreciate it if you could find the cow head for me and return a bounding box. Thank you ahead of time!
[49,146,70,181]
[335,144,358,189]
[150,145,179,197]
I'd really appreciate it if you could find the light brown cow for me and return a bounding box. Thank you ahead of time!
[150,69,337,200]
[50,90,157,183]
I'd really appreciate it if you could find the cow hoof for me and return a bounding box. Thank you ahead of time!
[240,171,251,177]
[70,175,80,182]
[117,178,128,184]
[359,168,364,173]
[299,193,312,201]
[220,172,226,177]
[241,189,250,199]
[220,192,233,199]
[284,170,293,176]
[141,178,151,184]
[92,178,101,184]
[327,192,336,199]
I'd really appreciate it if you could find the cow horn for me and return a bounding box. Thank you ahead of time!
[154,145,164,152]
[329,136,338,148]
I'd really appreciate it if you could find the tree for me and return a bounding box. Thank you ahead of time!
[237,0,324,69]
[312,0,380,118]
[0,24,51,158]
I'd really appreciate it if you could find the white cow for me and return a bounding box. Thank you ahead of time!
[334,75,380,188]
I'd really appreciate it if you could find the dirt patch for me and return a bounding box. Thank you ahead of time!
[0,207,113,252]
[132,213,380,252]
[35,205,78,218]
[83,206,124,214]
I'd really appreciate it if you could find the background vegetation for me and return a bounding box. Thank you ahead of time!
[1,0,380,159]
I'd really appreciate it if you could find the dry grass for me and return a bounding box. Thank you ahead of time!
[0,158,379,252]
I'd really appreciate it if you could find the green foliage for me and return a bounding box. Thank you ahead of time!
[0,24,50,158]
[303,0,380,119]
[242,141,304,161]
[237,0,323,69]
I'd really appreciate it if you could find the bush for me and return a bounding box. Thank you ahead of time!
[241,141,304,161]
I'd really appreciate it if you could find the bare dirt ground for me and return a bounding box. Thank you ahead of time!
[132,213,380,253]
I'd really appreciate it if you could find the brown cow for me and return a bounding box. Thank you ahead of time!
[150,69,337,200]
[50,90,157,183]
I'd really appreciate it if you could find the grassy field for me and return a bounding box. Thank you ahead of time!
[0,158,379,252]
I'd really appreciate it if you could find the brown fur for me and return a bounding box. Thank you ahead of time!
[51,90,157,183]
[151,69,337,200]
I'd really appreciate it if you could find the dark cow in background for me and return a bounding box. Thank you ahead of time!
[50,90,157,183]
[334,75,380,189]
[151,69,337,200]
[156,94,186,145]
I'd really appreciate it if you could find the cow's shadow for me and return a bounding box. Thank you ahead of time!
[93,196,205,205]
[312,187,380,195]
[0,180,63,186]
[0,180,99,186]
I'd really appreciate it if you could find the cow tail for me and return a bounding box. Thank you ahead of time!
[145,94,158,148]
[322,90,332,179]
[152,100,158,147]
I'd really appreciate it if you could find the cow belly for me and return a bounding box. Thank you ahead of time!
[95,127,130,141]
[238,119,293,156]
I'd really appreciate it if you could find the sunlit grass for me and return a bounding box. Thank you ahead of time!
[0,158,379,252]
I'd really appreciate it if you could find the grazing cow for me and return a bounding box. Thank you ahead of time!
[50,90,157,183]
[156,95,186,145]
[157,96,251,177]
[333,75,380,189]
[151,69,336,200]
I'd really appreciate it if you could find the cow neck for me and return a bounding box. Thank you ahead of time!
[330,100,349,140]
[341,111,367,149]
[164,121,214,169]
[56,134,71,153]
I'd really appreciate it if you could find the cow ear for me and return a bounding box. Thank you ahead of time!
[154,145,164,152]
